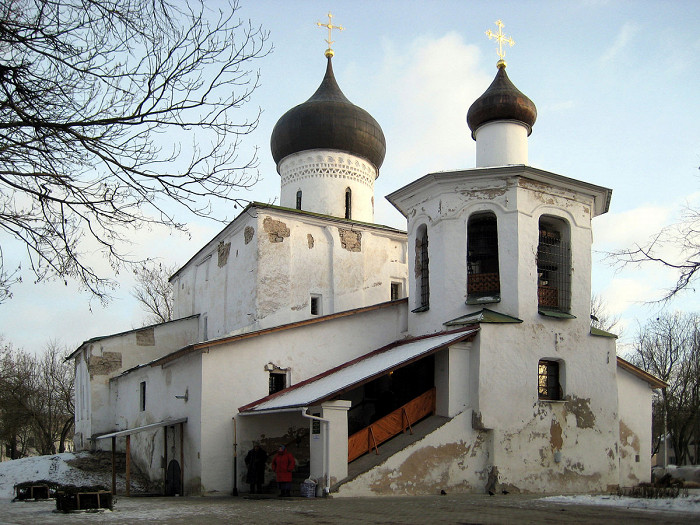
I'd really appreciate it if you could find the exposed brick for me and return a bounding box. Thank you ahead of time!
[338,228,361,252]
[263,217,290,243]
[244,226,255,245]
[218,241,231,267]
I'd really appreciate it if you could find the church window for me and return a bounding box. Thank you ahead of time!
[537,216,571,313]
[269,372,286,395]
[467,213,500,302]
[344,188,352,220]
[538,360,562,401]
[139,381,146,411]
[412,225,429,312]
[391,282,401,301]
[310,294,322,316]
[296,190,302,210]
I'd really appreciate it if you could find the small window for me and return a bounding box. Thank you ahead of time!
[391,282,401,301]
[296,190,302,210]
[139,381,147,411]
[467,213,500,301]
[310,295,322,316]
[269,372,286,395]
[344,188,352,220]
[538,360,562,401]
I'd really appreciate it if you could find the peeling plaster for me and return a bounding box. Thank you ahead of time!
[338,228,362,252]
[89,351,122,378]
[549,420,563,451]
[307,234,314,249]
[262,217,290,243]
[369,441,473,495]
[619,420,640,455]
[135,327,155,346]
[564,396,596,429]
[244,226,254,245]
[217,241,231,266]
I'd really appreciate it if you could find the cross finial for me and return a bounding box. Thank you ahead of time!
[317,12,344,58]
[485,20,514,69]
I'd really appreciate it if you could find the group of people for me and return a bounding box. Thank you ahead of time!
[244,444,296,496]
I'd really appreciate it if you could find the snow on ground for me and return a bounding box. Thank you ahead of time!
[542,493,700,514]
[0,452,136,499]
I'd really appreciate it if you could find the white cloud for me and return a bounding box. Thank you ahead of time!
[600,22,640,64]
[373,32,491,176]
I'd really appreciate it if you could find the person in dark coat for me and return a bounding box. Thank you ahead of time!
[244,444,268,494]
[270,445,295,496]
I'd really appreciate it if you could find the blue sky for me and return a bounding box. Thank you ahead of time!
[2,0,699,354]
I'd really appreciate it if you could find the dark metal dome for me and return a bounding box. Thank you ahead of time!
[270,57,386,169]
[467,66,537,139]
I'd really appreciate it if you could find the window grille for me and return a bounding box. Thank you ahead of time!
[269,373,286,395]
[537,226,571,312]
[420,231,429,307]
[538,360,561,400]
[467,215,500,298]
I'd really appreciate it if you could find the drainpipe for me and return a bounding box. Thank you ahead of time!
[232,417,238,496]
[301,408,331,496]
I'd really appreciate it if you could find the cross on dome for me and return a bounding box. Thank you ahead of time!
[316,12,344,58]
[485,20,514,68]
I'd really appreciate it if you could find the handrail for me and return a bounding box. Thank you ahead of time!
[348,388,436,463]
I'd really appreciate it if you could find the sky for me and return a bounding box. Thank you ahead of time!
[1,0,699,355]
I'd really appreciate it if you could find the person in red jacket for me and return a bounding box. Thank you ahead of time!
[270,445,295,496]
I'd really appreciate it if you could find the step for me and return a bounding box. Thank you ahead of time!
[331,414,451,491]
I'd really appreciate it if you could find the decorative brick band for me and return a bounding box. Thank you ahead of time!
[279,151,378,189]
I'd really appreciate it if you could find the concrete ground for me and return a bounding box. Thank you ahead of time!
[1,493,697,525]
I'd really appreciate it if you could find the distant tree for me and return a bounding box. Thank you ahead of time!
[610,204,700,301]
[0,0,270,304]
[0,340,74,456]
[628,312,700,464]
[0,340,34,458]
[132,262,177,325]
[590,293,622,336]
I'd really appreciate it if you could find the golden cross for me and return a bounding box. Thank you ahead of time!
[317,12,344,58]
[485,20,514,68]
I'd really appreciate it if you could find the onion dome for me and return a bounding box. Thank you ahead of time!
[467,64,537,139]
[270,57,386,170]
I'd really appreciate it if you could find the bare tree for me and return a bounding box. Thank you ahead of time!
[0,0,271,304]
[628,312,700,464]
[610,204,700,301]
[0,340,75,456]
[131,261,176,325]
[590,293,622,335]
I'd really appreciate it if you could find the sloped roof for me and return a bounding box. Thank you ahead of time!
[617,356,667,389]
[239,327,478,414]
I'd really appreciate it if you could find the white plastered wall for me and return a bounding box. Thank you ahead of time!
[617,366,655,486]
[278,149,378,223]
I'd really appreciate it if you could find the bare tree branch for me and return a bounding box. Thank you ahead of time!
[0,0,271,303]
[131,261,175,325]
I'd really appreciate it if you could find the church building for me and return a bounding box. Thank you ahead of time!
[68,23,665,497]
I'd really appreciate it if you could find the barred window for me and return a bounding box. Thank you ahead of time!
[538,360,562,401]
[467,213,500,301]
[537,217,571,312]
[269,372,286,395]
[414,225,429,310]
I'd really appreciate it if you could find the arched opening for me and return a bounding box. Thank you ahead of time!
[344,188,352,220]
[413,224,429,312]
[467,213,500,303]
[537,216,571,313]
[296,190,302,210]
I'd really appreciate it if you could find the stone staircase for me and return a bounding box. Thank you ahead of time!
[331,414,451,492]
